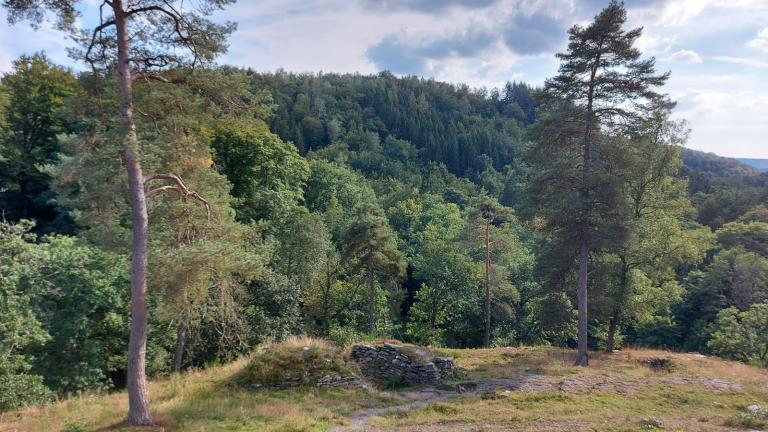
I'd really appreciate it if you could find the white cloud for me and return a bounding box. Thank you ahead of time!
[667,49,702,64]
[747,27,768,53]
[710,55,768,68]
[0,0,766,157]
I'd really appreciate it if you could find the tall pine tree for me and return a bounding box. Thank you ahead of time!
[529,0,670,365]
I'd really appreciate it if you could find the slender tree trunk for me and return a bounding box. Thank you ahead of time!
[575,222,590,366]
[606,261,629,353]
[322,265,332,336]
[114,1,152,425]
[575,49,601,367]
[575,108,593,366]
[174,321,187,372]
[605,312,619,353]
[367,270,375,333]
[484,222,491,348]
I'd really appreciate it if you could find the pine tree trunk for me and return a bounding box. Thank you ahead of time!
[174,321,187,372]
[114,1,152,425]
[575,51,600,367]
[605,312,618,353]
[575,222,590,366]
[367,271,375,333]
[483,222,491,348]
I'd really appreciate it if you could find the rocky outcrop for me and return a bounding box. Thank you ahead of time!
[350,343,455,386]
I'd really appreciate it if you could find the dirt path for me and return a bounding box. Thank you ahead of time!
[328,389,453,432]
[327,373,745,431]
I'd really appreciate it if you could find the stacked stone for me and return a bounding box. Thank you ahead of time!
[350,343,455,386]
[315,375,362,388]
[405,362,440,385]
[433,357,454,380]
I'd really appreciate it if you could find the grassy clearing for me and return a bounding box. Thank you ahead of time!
[0,338,387,432]
[371,347,768,432]
[0,344,767,431]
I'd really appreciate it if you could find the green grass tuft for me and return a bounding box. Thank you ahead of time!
[237,336,359,389]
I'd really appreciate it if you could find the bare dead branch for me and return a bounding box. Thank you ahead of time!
[132,71,170,83]
[144,173,211,219]
[146,185,182,198]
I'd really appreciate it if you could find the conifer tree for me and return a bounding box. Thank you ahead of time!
[342,205,405,333]
[530,0,670,365]
[3,0,236,424]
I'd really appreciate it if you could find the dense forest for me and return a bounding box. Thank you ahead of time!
[1,0,767,423]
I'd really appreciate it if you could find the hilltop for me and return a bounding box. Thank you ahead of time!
[2,341,767,432]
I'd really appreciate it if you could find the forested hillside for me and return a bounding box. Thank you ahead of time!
[1,0,767,424]
[738,158,768,172]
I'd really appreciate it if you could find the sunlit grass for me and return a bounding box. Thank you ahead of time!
[1,344,767,431]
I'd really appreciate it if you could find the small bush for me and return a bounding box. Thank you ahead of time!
[237,337,359,388]
[0,373,53,412]
[426,402,459,415]
[724,405,768,430]
[643,357,674,372]
[61,419,88,432]
[724,413,767,429]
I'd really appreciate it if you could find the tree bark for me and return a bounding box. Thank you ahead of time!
[174,321,187,373]
[114,1,153,425]
[575,222,590,366]
[575,45,602,367]
[605,312,619,353]
[367,270,375,333]
[483,222,491,348]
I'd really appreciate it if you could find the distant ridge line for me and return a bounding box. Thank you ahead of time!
[737,158,768,172]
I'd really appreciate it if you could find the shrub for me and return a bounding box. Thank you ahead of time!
[0,373,53,411]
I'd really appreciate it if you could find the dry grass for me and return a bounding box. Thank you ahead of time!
[1,344,767,431]
[238,336,359,388]
[369,346,768,432]
[0,340,384,432]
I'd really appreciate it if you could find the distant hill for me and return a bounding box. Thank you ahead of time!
[738,158,768,172]
[679,148,765,193]
[250,71,538,176]
[679,148,768,228]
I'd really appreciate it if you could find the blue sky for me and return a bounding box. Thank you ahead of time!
[1,0,766,158]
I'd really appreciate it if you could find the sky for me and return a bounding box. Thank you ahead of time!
[0,0,766,158]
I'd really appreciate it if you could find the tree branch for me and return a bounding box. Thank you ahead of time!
[144,173,210,219]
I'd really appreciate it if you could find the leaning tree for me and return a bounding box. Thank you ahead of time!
[3,0,236,425]
[529,0,670,365]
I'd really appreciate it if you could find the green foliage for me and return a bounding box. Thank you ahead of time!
[0,223,53,411]
[0,53,78,234]
[677,248,768,352]
[3,8,768,412]
[27,236,129,394]
[407,207,482,346]
[0,221,129,408]
[342,205,406,333]
[708,303,768,367]
[717,220,768,256]
[252,71,529,175]
[210,123,309,223]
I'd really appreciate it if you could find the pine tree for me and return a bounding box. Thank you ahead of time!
[3,0,236,424]
[342,205,405,333]
[530,0,670,365]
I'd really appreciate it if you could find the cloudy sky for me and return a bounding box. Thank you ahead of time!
[1,0,766,158]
